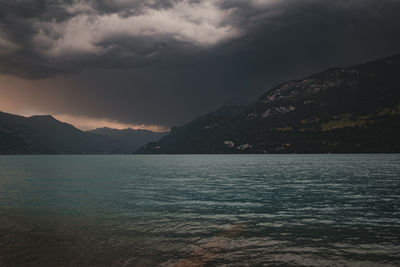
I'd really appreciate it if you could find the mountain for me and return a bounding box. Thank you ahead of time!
[0,112,165,154]
[136,54,400,154]
[88,127,167,153]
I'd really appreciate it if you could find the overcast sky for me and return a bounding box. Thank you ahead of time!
[1,0,400,131]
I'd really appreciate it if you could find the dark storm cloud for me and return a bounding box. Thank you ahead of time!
[1,0,400,127]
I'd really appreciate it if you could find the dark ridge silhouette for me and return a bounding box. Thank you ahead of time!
[0,113,166,154]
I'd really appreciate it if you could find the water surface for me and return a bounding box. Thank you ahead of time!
[0,155,399,266]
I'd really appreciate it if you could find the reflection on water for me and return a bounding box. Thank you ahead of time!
[171,222,248,267]
[0,154,400,266]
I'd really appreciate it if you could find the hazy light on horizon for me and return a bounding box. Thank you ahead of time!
[53,114,168,132]
[0,104,168,132]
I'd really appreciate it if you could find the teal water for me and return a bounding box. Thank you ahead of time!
[0,155,399,266]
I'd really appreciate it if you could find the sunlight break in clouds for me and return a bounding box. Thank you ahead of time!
[33,0,241,57]
[54,114,168,132]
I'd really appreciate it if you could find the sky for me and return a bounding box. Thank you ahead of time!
[0,0,400,131]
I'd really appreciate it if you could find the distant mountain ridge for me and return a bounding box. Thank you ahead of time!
[136,54,400,154]
[88,127,167,153]
[0,113,166,154]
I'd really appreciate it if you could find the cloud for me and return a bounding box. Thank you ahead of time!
[32,0,241,58]
[0,0,295,78]
[0,30,19,55]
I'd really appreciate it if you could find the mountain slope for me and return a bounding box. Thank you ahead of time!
[136,54,400,154]
[0,112,119,154]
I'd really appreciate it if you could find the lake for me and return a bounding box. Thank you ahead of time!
[0,154,399,266]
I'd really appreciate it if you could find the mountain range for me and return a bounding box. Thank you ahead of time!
[0,112,166,154]
[136,54,400,154]
[1,54,399,154]
[88,127,167,153]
